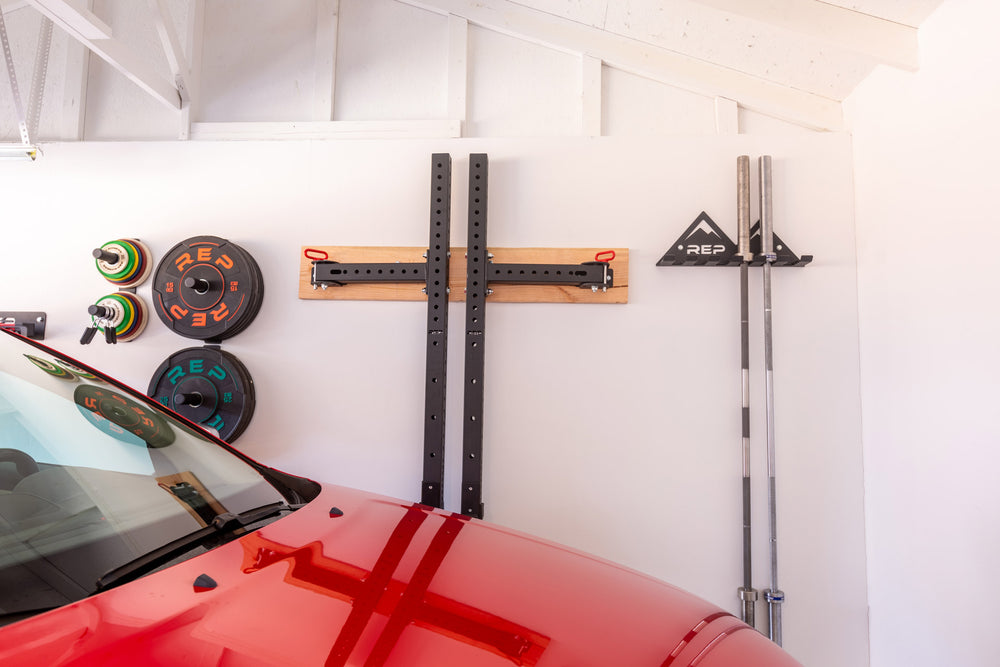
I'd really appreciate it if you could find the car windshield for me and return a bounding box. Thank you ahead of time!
[0,330,312,622]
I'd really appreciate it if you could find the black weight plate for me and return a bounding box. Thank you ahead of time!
[219,349,256,441]
[152,236,264,341]
[74,385,176,448]
[147,347,255,443]
[214,242,265,340]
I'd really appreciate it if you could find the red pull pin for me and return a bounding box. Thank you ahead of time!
[594,250,616,263]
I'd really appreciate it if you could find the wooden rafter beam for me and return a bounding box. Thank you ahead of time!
[25,0,180,109]
[447,14,467,128]
[313,0,339,121]
[190,120,461,141]
[395,0,842,130]
[1,1,31,15]
[26,0,108,39]
[179,0,203,139]
[690,0,919,72]
[148,0,190,104]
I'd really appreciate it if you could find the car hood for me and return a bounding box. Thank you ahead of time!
[0,483,801,667]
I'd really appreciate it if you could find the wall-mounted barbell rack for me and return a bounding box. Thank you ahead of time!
[656,211,812,268]
[655,156,811,646]
[303,153,628,517]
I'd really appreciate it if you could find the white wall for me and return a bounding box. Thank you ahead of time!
[845,1,1000,665]
[0,135,865,667]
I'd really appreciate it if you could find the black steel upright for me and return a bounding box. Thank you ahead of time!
[461,154,489,519]
[421,154,452,508]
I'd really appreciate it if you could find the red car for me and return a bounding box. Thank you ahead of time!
[0,328,800,666]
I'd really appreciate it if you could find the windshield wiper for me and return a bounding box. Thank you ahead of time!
[93,501,302,594]
[0,606,65,627]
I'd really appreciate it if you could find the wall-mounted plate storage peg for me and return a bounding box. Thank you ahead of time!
[152,236,264,342]
[147,346,256,443]
[93,238,154,287]
[81,293,148,344]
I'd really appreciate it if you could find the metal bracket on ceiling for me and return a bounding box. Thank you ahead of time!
[0,7,39,158]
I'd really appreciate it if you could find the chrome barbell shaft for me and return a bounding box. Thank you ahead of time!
[759,155,785,646]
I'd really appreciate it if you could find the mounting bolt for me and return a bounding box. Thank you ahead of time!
[591,285,598,293]
[487,289,494,296]
[321,284,328,290]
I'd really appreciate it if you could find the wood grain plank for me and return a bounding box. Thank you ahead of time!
[299,246,628,303]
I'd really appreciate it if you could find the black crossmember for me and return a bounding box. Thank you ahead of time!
[487,261,611,289]
[311,263,426,285]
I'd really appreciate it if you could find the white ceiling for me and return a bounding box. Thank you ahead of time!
[1,0,946,141]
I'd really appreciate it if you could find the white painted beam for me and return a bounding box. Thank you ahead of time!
[26,0,108,39]
[714,96,738,135]
[690,0,919,71]
[190,120,462,141]
[148,0,190,103]
[179,0,203,139]
[59,0,91,140]
[313,0,338,121]
[395,0,842,130]
[580,54,600,136]
[1,1,31,15]
[25,0,181,109]
[447,14,467,130]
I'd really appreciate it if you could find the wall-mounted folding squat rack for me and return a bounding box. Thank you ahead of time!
[301,153,627,518]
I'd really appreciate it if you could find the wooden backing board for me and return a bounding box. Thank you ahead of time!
[156,471,228,527]
[299,246,628,303]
